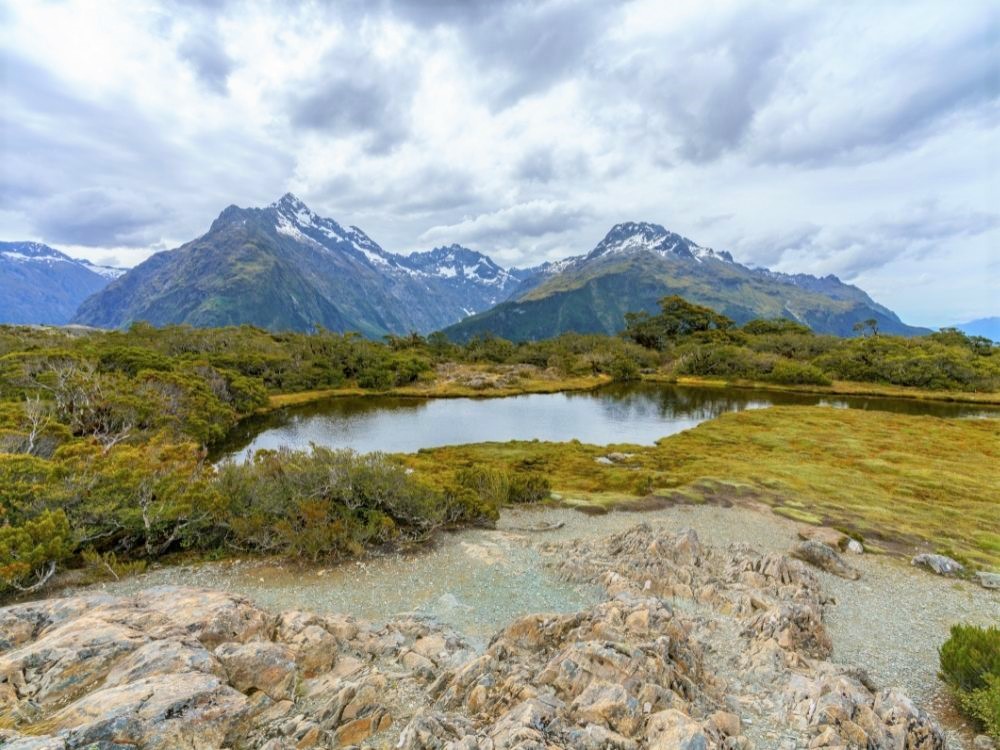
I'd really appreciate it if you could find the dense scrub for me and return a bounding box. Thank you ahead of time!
[619,296,999,391]
[940,624,1000,738]
[0,305,996,595]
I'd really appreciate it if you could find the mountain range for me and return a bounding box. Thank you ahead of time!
[0,241,122,325]
[444,222,927,340]
[73,194,523,336]
[3,195,929,339]
[953,317,1000,342]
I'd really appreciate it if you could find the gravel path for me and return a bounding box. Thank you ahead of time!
[64,501,998,746]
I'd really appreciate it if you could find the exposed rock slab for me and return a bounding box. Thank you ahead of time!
[0,524,946,750]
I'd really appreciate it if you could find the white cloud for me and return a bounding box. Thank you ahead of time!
[0,0,996,324]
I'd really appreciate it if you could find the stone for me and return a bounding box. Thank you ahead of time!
[797,526,848,549]
[50,672,248,750]
[708,710,741,737]
[845,539,864,554]
[974,735,997,750]
[975,571,1000,589]
[645,709,710,750]
[215,641,297,701]
[0,615,149,709]
[103,638,225,687]
[133,586,274,648]
[911,553,965,577]
[791,541,861,580]
[570,681,643,736]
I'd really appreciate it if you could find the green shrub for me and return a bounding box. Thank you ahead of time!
[960,674,1000,739]
[633,472,655,496]
[940,624,1000,738]
[0,510,74,592]
[457,465,510,508]
[940,624,1000,692]
[508,472,551,503]
[766,359,832,386]
[216,447,448,559]
[607,355,640,382]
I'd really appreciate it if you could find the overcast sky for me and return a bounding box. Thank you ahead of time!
[1,0,997,326]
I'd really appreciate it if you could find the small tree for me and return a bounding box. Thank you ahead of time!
[623,295,733,350]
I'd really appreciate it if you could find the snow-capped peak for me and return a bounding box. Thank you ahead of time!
[267,194,397,268]
[0,241,126,278]
[403,244,515,288]
[587,222,733,264]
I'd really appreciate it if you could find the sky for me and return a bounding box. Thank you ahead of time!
[1,0,997,327]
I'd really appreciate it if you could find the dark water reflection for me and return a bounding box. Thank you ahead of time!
[214,383,997,461]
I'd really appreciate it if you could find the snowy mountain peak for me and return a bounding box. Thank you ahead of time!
[262,194,397,268]
[404,244,513,288]
[272,192,308,212]
[589,222,732,264]
[1,240,73,263]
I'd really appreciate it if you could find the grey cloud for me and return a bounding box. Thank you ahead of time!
[729,224,824,268]
[178,27,234,93]
[34,188,170,246]
[694,214,735,230]
[419,200,590,247]
[750,21,1000,165]
[600,5,809,163]
[513,147,591,184]
[379,0,499,27]
[455,0,609,108]
[1,51,289,249]
[288,47,416,153]
[316,166,481,217]
[762,205,1000,279]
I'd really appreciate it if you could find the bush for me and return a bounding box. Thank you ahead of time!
[0,510,74,593]
[960,674,1000,739]
[508,472,551,503]
[607,355,640,382]
[216,447,447,559]
[456,465,510,508]
[766,359,832,386]
[940,624,1000,738]
[458,465,551,506]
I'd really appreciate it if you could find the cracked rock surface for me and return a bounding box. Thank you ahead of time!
[0,523,953,749]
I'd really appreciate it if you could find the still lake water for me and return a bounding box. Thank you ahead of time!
[215,383,997,461]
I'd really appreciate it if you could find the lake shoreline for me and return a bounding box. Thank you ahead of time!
[259,372,1000,417]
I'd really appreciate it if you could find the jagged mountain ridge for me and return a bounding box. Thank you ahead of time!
[444,222,927,341]
[72,195,525,335]
[0,241,123,325]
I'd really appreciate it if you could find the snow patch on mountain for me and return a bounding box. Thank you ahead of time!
[587,222,734,265]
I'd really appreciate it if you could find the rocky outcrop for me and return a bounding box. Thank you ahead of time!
[791,540,862,580]
[912,553,965,577]
[0,525,945,750]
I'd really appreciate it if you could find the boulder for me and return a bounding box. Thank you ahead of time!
[133,586,273,648]
[645,709,712,750]
[797,526,848,550]
[974,571,1000,590]
[50,672,248,749]
[911,554,965,577]
[791,541,861,580]
[0,615,150,709]
[215,641,297,701]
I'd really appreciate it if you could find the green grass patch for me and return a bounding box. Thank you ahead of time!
[401,407,1000,569]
